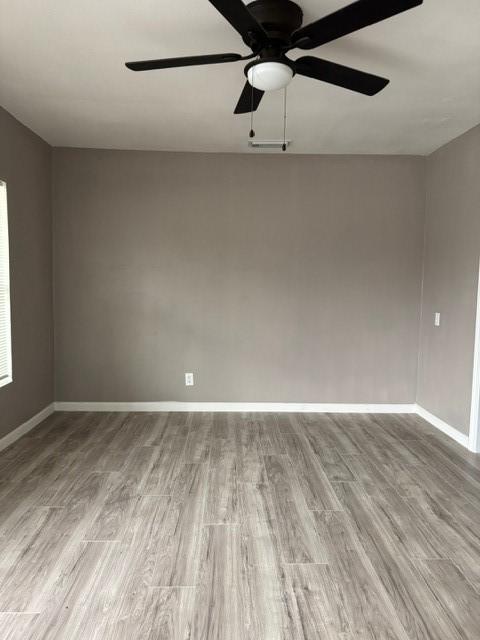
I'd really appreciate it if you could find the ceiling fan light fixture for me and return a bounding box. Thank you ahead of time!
[247,61,294,91]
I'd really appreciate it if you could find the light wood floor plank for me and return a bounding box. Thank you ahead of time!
[257,413,286,455]
[415,559,480,637]
[94,495,172,639]
[235,416,264,483]
[333,481,466,640]
[141,437,188,496]
[287,563,352,639]
[263,454,328,563]
[0,613,39,640]
[343,454,444,559]
[193,523,301,639]
[316,446,355,482]
[184,413,212,463]
[311,510,410,640]
[134,587,196,640]
[152,463,208,587]
[371,413,425,442]
[31,541,113,640]
[402,438,480,512]
[192,524,245,640]
[86,446,158,540]
[205,455,239,525]
[282,431,342,511]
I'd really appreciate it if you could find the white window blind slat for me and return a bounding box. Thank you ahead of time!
[0,180,12,386]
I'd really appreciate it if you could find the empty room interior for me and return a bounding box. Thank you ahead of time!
[1,1,480,638]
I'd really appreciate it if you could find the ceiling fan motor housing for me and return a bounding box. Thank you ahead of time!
[243,0,302,90]
[246,0,303,49]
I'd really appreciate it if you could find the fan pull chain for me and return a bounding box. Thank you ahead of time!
[282,86,287,152]
[249,67,255,138]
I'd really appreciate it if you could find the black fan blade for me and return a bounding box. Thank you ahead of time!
[208,0,268,47]
[126,53,243,71]
[295,56,389,95]
[234,82,264,114]
[293,0,423,49]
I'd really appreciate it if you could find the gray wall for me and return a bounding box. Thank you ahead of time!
[53,149,425,404]
[0,107,54,438]
[417,125,480,434]
[0,103,477,435]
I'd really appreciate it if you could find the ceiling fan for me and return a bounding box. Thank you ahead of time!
[125,0,423,114]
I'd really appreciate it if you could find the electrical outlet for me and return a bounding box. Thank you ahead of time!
[434,312,441,327]
[185,372,194,386]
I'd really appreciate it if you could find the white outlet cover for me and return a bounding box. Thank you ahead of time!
[185,372,194,386]
[434,312,441,327]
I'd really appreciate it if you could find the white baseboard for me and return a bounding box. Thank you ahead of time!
[0,403,56,452]
[414,404,470,449]
[54,401,416,414]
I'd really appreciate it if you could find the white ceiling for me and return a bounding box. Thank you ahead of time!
[1,0,479,155]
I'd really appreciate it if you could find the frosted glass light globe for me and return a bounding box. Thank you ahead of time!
[247,62,293,91]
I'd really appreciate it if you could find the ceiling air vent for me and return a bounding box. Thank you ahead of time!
[248,140,291,149]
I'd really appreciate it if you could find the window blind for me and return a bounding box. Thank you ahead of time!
[0,180,12,386]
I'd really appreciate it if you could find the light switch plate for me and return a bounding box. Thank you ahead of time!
[434,312,441,327]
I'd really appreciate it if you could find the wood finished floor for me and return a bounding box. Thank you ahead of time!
[1,412,480,639]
